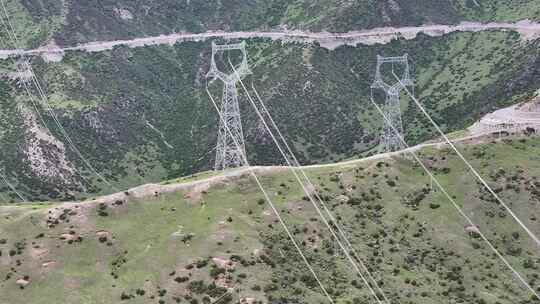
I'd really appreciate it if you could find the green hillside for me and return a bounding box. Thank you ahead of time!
[1,0,540,48]
[0,2,538,304]
[0,29,538,201]
[0,135,539,303]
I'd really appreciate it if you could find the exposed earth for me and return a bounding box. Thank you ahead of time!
[470,91,540,135]
[1,20,540,62]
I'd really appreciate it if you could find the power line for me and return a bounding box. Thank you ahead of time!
[368,94,540,301]
[248,80,393,303]
[0,169,26,202]
[206,81,335,303]
[3,55,96,190]
[0,18,91,191]
[5,59,95,192]
[230,59,389,304]
[27,68,117,190]
[211,289,232,304]
[392,71,540,249]
[0,45,94,195]
[0,0,118,192]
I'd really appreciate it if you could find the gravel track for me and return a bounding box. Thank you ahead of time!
[0,20,539,61]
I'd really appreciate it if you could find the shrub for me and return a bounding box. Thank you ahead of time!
[206,283,227,297]
[120,292,132,300]
[196,259,208,268]
[209,266,225,278]
[175,276,189,283]
[188,280,206,294]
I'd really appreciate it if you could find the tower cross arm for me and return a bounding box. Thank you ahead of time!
[212,41,247,51]
[207,41,252,82]
[206,41,252,170]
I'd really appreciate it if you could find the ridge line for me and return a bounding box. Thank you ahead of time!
[0,20,539,59]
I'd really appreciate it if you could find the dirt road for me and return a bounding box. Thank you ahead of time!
[1,130,496,209]
[1,20,539,61]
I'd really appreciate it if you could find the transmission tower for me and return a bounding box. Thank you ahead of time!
[206,41,252,170]
[371,54,413,152]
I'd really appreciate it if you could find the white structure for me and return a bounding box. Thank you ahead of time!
[206,42,252,170]
[371,54,414,152]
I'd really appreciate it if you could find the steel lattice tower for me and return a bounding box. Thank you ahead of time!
[206,42,252,170]
[371,54,413,152]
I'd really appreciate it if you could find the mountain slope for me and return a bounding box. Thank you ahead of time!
[0,135,539,303]
[0,29,538,201]
[2,0,540,48]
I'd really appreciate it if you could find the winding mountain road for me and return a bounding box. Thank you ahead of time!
[1,20,539,61]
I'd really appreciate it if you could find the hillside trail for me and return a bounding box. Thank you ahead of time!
[0,20,539,60]
[6,130,497,209]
